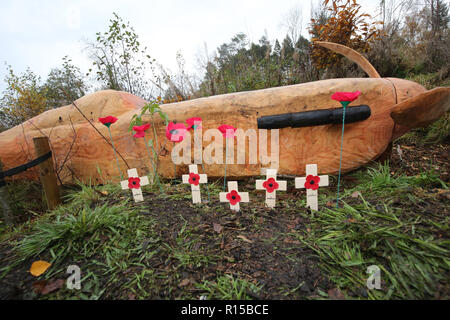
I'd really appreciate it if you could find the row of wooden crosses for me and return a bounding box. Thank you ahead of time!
[121,164,329,211]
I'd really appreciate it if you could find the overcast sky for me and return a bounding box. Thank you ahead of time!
[0,0,381,93]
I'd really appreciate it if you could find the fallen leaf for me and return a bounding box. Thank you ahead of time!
[326,201,334,207]
[328,288,345,300]
[347,218,357,223]
[283,237,300,244]
[30,260,51,277]
[213,223,223,234]
[179,278,191,287]
[216,264,225,272]
[286,223,296,230]
[101,190,109,195]
[32,280,47,294]
[351,191,360,198]
[41,279,64,295]
[33,279,64,295]
[237,235,253,243]
[436,189,450,200]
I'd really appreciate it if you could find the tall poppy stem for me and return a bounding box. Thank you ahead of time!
[224,138,228,192]
[173,141,177,179]
[336,101,349,208]
[143,135,161,190]
[149,125,162,191]
[107,126,123,180]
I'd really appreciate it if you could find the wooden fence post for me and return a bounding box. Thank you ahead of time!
[0,160,13,225]
[33,137,61,210]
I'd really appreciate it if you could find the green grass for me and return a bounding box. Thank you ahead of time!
[1,161,448,300]
[196,274,262,300]
[351,161,447,196]
[163,220,220,269]
[405,72,450,90]
[292,163,449,299]
[397,73,450,146]
[0,183,163,299]
[13,201,139,266]
[397,113,449,146]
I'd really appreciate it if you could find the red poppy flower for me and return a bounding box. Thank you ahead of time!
[226,190,241,205]
[331,91,361,103]
[304,175,320,190]
[166,122,188,142]
[128,177,141,189]
[132,123,150,138]
[98,116,118,127]
[188,172,201,186]
[263,177,279,193]
[218,124,237,138]
[186,117,202,130]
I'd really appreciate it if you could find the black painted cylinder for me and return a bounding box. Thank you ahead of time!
[257,105,371,129]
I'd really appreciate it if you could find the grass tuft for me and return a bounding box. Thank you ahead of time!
[295,163,449,299]
[196,274,262,300]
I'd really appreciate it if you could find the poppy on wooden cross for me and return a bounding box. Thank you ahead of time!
[120,168,149,202]
[219,181,249,212]
[182,164,208,204]
[256,169,286,208]
[295,164,329,211]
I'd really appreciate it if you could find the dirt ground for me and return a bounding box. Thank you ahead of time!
[0,140,448,300]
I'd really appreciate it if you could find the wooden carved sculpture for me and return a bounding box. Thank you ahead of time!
[0,42,448,184]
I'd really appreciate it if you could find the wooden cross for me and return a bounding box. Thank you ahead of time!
[182,164,208,204]
[120,168,149,202]
[219,181,249,211]
[255,169,286,208]
[295,164,329,211]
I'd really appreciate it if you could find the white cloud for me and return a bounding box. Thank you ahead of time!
[0,0,381,93]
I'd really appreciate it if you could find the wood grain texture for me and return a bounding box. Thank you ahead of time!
[391,87,450,128]
[33,137,61,209]
[0,78,428,184]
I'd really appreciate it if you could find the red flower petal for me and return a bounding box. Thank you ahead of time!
[128,177,141,189]
[263,177,279,193]
[132,123,150,138]
[331,91,361,102]
[304,175,320,190]
[218,124,236,138]
[186,117,202,130]
[188,172,200,186]
[226,190,241,205]
[98,116,118,126]
[166,122,188,142]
